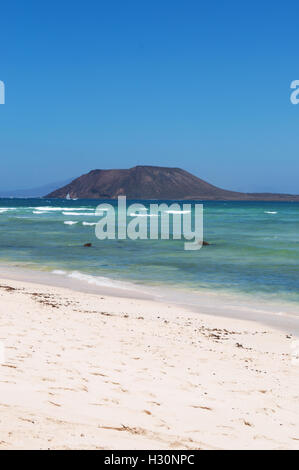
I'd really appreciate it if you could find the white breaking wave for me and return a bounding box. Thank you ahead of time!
[52,270,133,290]
[33,206,94,212]
[82,222,97,226]
[62,212,97,216]
[33,211,50,214]
[0,208,16,213]
[129,213,158,217]
[265,211,278,215]
[64,221,78,225]
[165,210,191,214]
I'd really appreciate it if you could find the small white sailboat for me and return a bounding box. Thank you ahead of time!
[66,192,78,200]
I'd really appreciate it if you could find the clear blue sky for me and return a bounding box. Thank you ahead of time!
[1,0,299,193]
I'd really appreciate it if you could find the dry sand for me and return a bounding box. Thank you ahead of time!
[0,277,298,450]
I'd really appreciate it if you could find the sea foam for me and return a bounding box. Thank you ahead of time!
[62,212,97,216]
[33,207,94,212]
[0,208,16,213]
[52,270,133,290]
[165,210,191,214]
[129,213,158,217]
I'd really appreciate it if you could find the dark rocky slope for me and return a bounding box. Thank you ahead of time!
[46,166,299,201]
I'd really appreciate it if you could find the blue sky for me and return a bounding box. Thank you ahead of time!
[0,1,299,193]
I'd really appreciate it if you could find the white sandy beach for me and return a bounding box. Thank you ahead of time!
[0,276,299,450]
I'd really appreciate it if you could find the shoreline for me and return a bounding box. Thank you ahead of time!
[1,264,299,336]
[0,275,299,449]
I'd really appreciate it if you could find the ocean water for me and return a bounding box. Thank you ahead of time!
[0,198,298,306]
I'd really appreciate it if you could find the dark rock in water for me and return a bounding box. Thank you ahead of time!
[84,243,92,247]
[203,241,210,246]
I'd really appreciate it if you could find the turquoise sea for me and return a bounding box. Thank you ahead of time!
[0,198,298,306]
